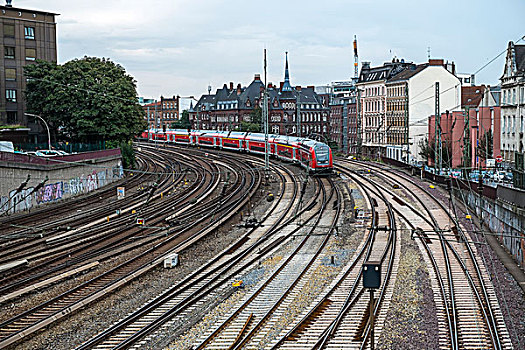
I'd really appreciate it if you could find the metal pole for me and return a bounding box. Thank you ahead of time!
[370,289,375,350]
[297,91,301,137]
[435,82,441,173]
[196,98,200,130]
[264,48,269,172]
[25,113,51,150]
[356,88,362,158]
[154,100,158,148]
[147,106,150,140]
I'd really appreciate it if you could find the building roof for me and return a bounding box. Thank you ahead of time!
[282,52,293,92]
[358,60,416,84]
[515,45,525,72]
[386,64,428,83]
[461,86,485,108]
[0,5,59,16]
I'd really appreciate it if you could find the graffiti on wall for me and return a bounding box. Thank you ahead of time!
[1,165,123,215]
[35,182,64,204]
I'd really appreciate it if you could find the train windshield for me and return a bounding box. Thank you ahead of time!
[315,144,330,164]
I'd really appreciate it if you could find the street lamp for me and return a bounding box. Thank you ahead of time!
[177,95,199,130]
[25,113,51,150]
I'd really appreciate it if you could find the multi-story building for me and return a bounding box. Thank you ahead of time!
[500,41,525,164]
[0,1,57,141]
[141,96,180,130]
[380,59,461,164]
[190,53,330,138]
[357,59,416,159]
[428,85,501,169]
[160,96,179,128]
[328,98,357,154]
[142,100,161,129]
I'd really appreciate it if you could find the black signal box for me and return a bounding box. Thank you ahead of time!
[363,261,381,289]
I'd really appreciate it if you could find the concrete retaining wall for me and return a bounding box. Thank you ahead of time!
[454,187,525,266]
[0,149,123,215]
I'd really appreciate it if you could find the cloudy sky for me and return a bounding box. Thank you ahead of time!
[16,0,525,103]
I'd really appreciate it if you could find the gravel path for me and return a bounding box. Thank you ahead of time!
[377,221,439,350]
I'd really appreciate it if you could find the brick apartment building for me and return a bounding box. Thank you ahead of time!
[190,53,330,139]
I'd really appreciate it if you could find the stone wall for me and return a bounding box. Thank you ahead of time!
[0,149,123,215]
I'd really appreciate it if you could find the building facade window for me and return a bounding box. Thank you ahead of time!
[25,48,36,60]
[3,24,14,37]
[4,24,15,38]
[24,26,35,39]
[6,111,17,124]
[4,46,15,59]
[6,89,16,102]
[5,68,16,81]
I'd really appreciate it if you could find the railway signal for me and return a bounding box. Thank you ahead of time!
[363,261,381,350]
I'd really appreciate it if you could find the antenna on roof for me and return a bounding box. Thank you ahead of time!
[353,35,358,79]
[207,84,211,95]
[427,46,431,60]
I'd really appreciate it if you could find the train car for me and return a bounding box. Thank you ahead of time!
[221,131,248,151]
[151,129,167,142]
[245,133,277,156]
[272,135,302,162]
[143,128,332,174]
[297,139,332,174]
[166,129,192,144]
[194,130,221,148]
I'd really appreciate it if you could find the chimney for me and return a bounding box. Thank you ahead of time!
[237,83,241,95]
[296,86,302,91]
[428,59,444,66]
[362,61,371,71]
[5,0,12,7]
[254,74,261,81]
[470,74,475,86]
[307,85,314,90]
[229,82,233,90]
[268,82,273,89]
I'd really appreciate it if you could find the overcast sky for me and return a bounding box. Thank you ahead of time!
[16,0,525,104]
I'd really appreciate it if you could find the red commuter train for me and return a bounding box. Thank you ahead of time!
[141,129,333,174]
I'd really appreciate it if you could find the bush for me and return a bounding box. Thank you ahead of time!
[106,140,135,170]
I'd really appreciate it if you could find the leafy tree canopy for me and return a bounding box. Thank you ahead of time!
[24,57,146,143]
[170,110,191,130]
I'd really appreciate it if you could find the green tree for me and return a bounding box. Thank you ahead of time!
[478,130,493,161]
[240,121,261,132]
[419,137,453,168]
[24,57,146,143]
[419,137,434,164]
[170,110,191,130]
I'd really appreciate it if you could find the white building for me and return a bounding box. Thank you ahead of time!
[358,59,461,163]
[500,41,525,163]
[386,59,461,164]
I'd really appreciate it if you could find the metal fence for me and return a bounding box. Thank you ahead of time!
[14,142,106,153]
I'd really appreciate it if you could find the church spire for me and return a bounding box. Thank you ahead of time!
[282,51,293,92]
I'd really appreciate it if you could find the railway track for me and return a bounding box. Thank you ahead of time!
[0,143,264,349]
[338,159,512,350]
[271,167,399,349]
[192,177,342,349]
[75,164,301,349]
